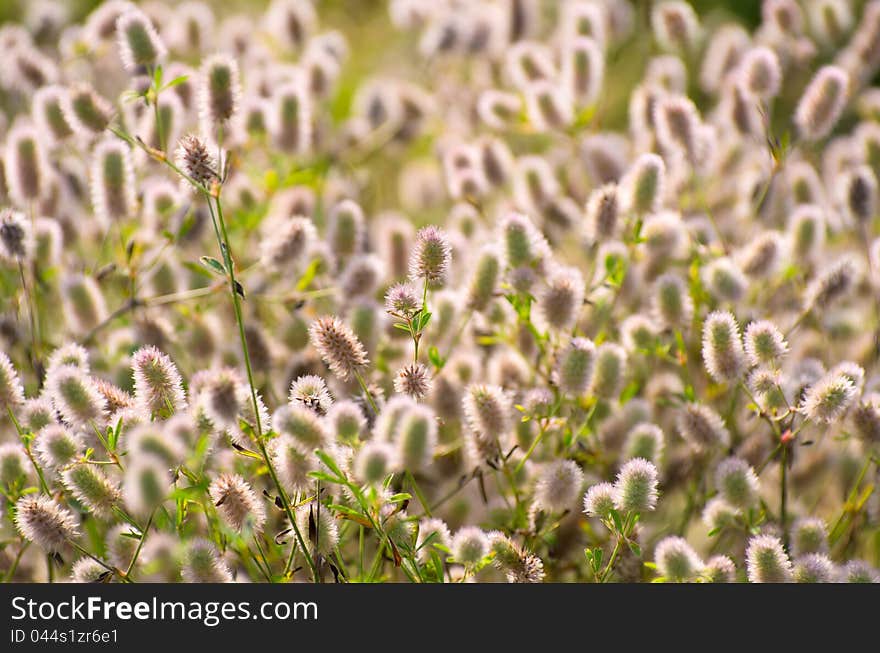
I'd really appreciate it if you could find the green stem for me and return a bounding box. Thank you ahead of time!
[780,444,788,548]
[18,260,41,378]
[353,368,379,416]
[7,407,50,494]
[67,539,132,583]
[124,508,156,578]
[2,540,28,582]
[204,193,317,582]
[515,424,548,475]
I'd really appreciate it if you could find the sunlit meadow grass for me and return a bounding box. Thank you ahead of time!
[0,0,879,584]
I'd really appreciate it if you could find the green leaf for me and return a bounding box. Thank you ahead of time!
[162,75,189,91]
[393,322,413,333]
[416,311,432,331]
[627,540,642,557]
[428,346,445,369]
[315,449,345,479]
[587,547,603,572]
[388,493,412,503]
[295,259,322,291]
[618,380,640,404]
[153,64,163,89]
[610,509,623,534]
[307,471,343,484]
[199,255,226,276]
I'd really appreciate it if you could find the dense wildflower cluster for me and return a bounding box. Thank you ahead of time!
[0,0,878,584]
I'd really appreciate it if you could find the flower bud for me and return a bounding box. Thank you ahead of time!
[654,536,702,582]
[327,199,365,263]
[274,403,330,451]
[209,473,266,533]
[800,371,857,423]
[652,272,693,329]
[477,89,522,130]
[737,47,782,100]
[536,265,584,332]
[463,384,512,441]
[562,36,604,107]
[838,165,877,224]
[534,459,584,513]
[116,8,166,71]
[555,337,596,398]
[590,343,627,400]
[787,204,826,261]
[654,94,704,165]
[790,517,828,556]
[355,440,398,484]
[198,54,241,136]
[90,138,136,225]
[131,346,186,417]
[746,534,793,583]
[4,122,49,207]
[46,365,107,430]
[271,80,312,154]
[395,404,437,471]
[614,457,659,513]
[409,225,452,284]
[61,464,121,518]
[794,65,849,141]
[621,153,665,215]
[744,320,788,368]
[702,555,736,583]
[123,453,170,519]
[394,363,433,401]
[524,80,573,132]
[309,315,369,382]
[14,495,78,552]
[793,553,835,583]
[62,83,113,136]
[677,403,730,450]
[702,311,746,383]
[450,526,489,567]
[702,257,748,303]
[271,435,316,494]
[714,457,759,509]
[174,134,219,189]
[182,538,233,583]
[583,482,616,518]
[651,1,701,54]
[624,423,665,464]
[32,85,73,142]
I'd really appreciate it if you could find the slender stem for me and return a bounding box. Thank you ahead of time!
[598,538,622,583]
[252,535,274,583]
[828,454,876,546]
[152,84,165,153]
[414,277,429,363]
[406,470,431,517]
[2,540,29,582]
[204,193,317,582]
[67,538,131,583]
[780,444,788,549]
[353,368,379,416]
[515,424,548,475]
[125,508,156,578]
[18,260,41,375]
[7,407,50,494]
